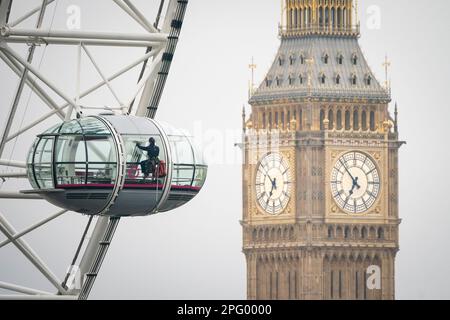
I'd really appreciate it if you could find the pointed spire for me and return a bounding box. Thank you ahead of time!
[248,57,257,99]
[394,102,398,133]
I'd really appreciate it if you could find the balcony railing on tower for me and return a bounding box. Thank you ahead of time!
[279,23,360,38]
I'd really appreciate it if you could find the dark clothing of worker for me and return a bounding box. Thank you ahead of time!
[137,141,160,179]
[137,143,160,159]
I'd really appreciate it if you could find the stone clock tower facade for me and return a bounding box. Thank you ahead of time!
[242,0,403,300]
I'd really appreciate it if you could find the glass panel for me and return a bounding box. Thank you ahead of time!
[86,163,117,185]
[172,164,194,187]
[55,135,86,163]
[33,137,54,189]
[122,135,167,184]
[34,137,54,164]
[191,138,207,166]
[56,163,86,186]
[86,136,116,163]
[34,165,53,189]
[59,120,83,134]
[79,117,110,135]
[169,135,194,165]
[27,164,38,189]
[192,166,207,188]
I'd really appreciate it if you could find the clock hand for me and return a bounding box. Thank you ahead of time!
[340,159,356,182]
[269,182,275,198]
[354,177,361,190]
[349,184,355,195]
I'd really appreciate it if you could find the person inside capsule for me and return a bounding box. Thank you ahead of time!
[136,137,160,180]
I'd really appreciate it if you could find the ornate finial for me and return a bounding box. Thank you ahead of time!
[394,102,398,133]
[382,55,391,89]
[248,57,257,98]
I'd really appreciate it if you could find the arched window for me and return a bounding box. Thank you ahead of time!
[331,8,336,27]
[325,8,330,25]
[289,75,294,85]
[300,54,305,64]
[336,110,343,130]
[353,110,359,130]
[345,110,351,130]
[323,53,329,64]
[320,73,326,84]
[299,74,304,84]
[328,109,334,130]
[319,7,324,26]
[377,228,385,240]
[281,111,285,129]
[299,9,303,27]
[336,227,343,239]
[337,54,343,65]
[293,8,298,28]
[278,56,284,66]
[337,8,342,27]
[276,77,282,86]
[365,75,372,86]
[344,227,350,239]
[351,54,358,65]
[320,110,325,130]
[352,227,359,239]
[266,78,272,87]
[351,74,357,85]
[288,9,293,28]
[335,74,341,84]
[361,227,368,239]
[328,226,333,239]
[362,111,367,131]
[290,55,296,65]
[370,111,376,131]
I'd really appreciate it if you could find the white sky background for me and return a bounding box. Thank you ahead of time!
[0,0,449,300]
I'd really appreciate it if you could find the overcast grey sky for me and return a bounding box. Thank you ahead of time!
[0,0,449,300]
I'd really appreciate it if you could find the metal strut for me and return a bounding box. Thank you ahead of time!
[145,0,188,119]
[77,217,120,300]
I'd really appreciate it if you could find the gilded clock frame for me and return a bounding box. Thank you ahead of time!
[246,147,296,223]
[326,148,387,220]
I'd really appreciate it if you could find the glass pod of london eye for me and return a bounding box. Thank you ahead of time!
[23,115,207,217]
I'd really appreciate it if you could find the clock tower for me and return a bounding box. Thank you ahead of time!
[242,0,403,300]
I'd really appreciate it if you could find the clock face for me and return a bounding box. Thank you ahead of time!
[331,151,381,214]
[255,153,292,215]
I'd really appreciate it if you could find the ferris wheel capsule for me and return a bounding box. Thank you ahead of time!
[23,115,207,217]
